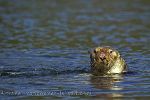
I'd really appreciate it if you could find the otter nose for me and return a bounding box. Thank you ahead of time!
[100,53,106,60]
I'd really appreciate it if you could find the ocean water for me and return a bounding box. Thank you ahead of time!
[0,0,150,99]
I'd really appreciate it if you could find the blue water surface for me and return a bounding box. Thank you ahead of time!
[0,0,150,99]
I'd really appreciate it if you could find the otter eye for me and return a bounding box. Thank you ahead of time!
[109,50,113,53]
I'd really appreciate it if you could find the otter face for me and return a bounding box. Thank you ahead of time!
[90,46,120,74]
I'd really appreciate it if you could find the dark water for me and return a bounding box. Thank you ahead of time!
[0,0,150,99]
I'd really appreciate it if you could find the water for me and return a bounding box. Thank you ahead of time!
[0,0,150,99]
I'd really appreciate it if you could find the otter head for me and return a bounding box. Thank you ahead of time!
[90,46,120,75]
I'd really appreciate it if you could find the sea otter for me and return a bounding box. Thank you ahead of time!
[90,46,127,76]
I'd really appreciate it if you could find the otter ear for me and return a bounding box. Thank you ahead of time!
[118,53,121,57]
[116,52,120,57]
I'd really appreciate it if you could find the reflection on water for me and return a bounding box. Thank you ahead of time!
[90,74,124,98]
[0,0,150,99]
[90,75,123,90]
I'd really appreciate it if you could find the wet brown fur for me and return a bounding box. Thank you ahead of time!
[90,46,126,75]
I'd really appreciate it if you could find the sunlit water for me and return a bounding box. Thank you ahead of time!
[0,0,150,99]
